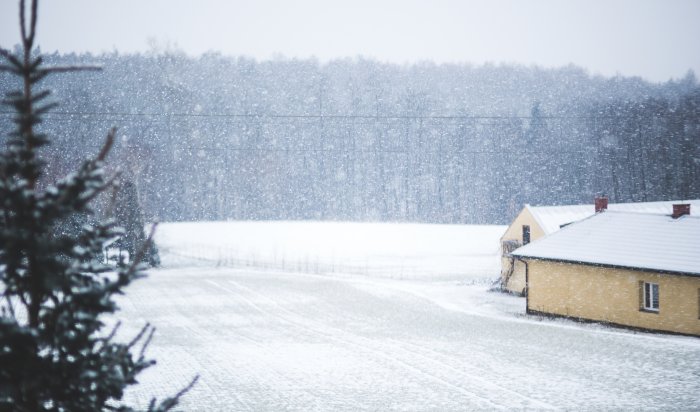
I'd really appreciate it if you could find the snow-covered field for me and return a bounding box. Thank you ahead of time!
[154,221,503,281]
[120,221,700,411]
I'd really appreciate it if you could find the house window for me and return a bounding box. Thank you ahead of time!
[522,225,531,245]
[642,282,659,312]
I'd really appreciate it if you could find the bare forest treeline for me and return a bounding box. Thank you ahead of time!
[1,50,698,224]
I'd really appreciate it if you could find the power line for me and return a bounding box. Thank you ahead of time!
[59,144,596,155]
[0,110,666,121]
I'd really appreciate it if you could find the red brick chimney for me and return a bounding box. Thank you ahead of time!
[595,196,608,213]
[672,204,690,219]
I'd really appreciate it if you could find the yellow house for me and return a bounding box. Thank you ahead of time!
[500,198,700,294]
[511,208,700,337]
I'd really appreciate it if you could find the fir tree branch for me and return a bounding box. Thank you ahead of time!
[3,295,17,319]
[126,222,158,275]
[19,0,28,48]
[18,290,29,311]
[126,323,150,350]
[98,127,117,162]
[174,375,200,400]
[138,325,156,360]
[96,321,122,354]
[0,49,23,73]
[104,320,121,343]
[149,375,200,412]
[28,0,38,47]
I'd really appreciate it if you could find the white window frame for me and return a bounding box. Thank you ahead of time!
[643,282,659,312]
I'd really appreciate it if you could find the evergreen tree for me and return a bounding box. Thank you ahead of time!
[113,180,160,267]
[0,1,194,410]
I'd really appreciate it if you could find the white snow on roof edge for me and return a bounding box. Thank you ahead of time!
[528,199,700,235]
[512,211,700,276]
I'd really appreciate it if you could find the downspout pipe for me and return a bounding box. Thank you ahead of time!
[514,256,530,313]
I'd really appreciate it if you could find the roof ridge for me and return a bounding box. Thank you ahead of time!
[602,210,700,219]
[528,198,700,209]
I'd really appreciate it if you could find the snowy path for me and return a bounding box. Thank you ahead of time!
[120,266,700,411]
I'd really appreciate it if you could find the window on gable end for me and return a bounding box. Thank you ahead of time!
[522,225,531,245]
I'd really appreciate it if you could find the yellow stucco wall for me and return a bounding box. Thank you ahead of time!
[501,207,546,244]
[527,260,700,336]
[501,258,527,294]
[500,207,546,294]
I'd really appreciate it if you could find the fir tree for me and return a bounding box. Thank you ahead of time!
[112,180,160,268]
[0,1,195,410]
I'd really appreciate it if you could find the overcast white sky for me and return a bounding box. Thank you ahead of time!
[1,0,699,83]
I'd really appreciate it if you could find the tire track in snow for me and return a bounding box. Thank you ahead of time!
[385,336,556,410]
[211,278,510,410]
[191,278,339,411]
[204,279,377,411]
[225,278,557,410]
[126,278,328,411]
[137,281,256,411]
[337,282,557,409]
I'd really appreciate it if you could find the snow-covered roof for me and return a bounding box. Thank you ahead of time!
[512,211,700,276]
[526,199,700,235]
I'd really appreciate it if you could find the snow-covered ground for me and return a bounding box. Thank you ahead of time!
[120,221,700,411]
[154,220,504,281]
